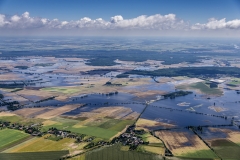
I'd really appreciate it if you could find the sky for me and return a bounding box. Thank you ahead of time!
[0,0,240,37]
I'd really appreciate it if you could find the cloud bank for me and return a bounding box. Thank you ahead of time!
[0,12,239,36]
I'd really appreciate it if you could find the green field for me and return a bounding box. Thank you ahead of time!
[42,117,133,140]
[188,82,223,95]
[0,115,43,125]
[41,87,80,94]
[70,126,118,139]
[70,154,86,160]
[179,149,219,159]
[210,139,240,160]
[0,116,23,123]
[85,144,163,160]
[42,122,118,140]
[100,119,134,131]
[0,151,69,160]
[8,136,76,152]
[0,129,29,150]
[228,78,240,86]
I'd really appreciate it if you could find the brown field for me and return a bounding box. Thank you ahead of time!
[54,95,69,101]
[16,89,56,101]
[4,93,29,104]
[13,108,49,118]
[91,106,134,119]
[208,127,240,144]
[36,104,82,119]
[0,73,24,80]
[155,130,210,156]
[107,108,132,119]
[208,106,227,112]
[131,90,167,99]
[136,118,175,130]
[0,111,16,117]
[122,112,140,120]
[74,106,136,126]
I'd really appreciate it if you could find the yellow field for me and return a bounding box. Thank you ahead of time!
[136,118,175,129]
[142,146,165,155]
[42,120,61,126]
[208,127,240,144]
[155,130,210,156]
[0,111,16,117]
[7,135,86,154]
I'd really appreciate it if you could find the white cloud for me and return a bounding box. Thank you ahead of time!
[0,14,6,26]
[0,12,186,30]
[22,12,30,18]
[11,15,21,22]
[110,15,123,23]
[0,11,240,36]
[192,18,240,30]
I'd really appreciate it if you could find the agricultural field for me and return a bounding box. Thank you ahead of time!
[136,118,175,130]
[0,111,43,125]
[0,129,30,151]
[83,144,163,160]
[207,139,240,160]
[36,104,82,119]
[176,82,223,95]
[137,132,165,156]
[0,114,23,123]
[41,115,134,140]
[41,87,80,94]
[1,40,240,160]
[15,89,56,102]
[195,127,240,159]
[7,136,72,152]
[0,151,69,160]
[155,129,218,159]
[5,134,87,156]
[228,78,240,86]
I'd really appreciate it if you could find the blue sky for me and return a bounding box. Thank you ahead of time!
[1,0,240,23]
[0,0,240,37]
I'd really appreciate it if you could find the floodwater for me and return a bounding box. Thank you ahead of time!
[141,105,231,130]
[151,89,240,120]
[24,92,146,115]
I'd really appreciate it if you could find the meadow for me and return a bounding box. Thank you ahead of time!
[7,135,80,153]
[41,116,134,140]
[177,82,223,95]
[208,139,240,160]
[0,129,29,151]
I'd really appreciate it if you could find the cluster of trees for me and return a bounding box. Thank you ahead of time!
[121,67,240,77]
[35,96,55,103]
[163,91,192,99]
